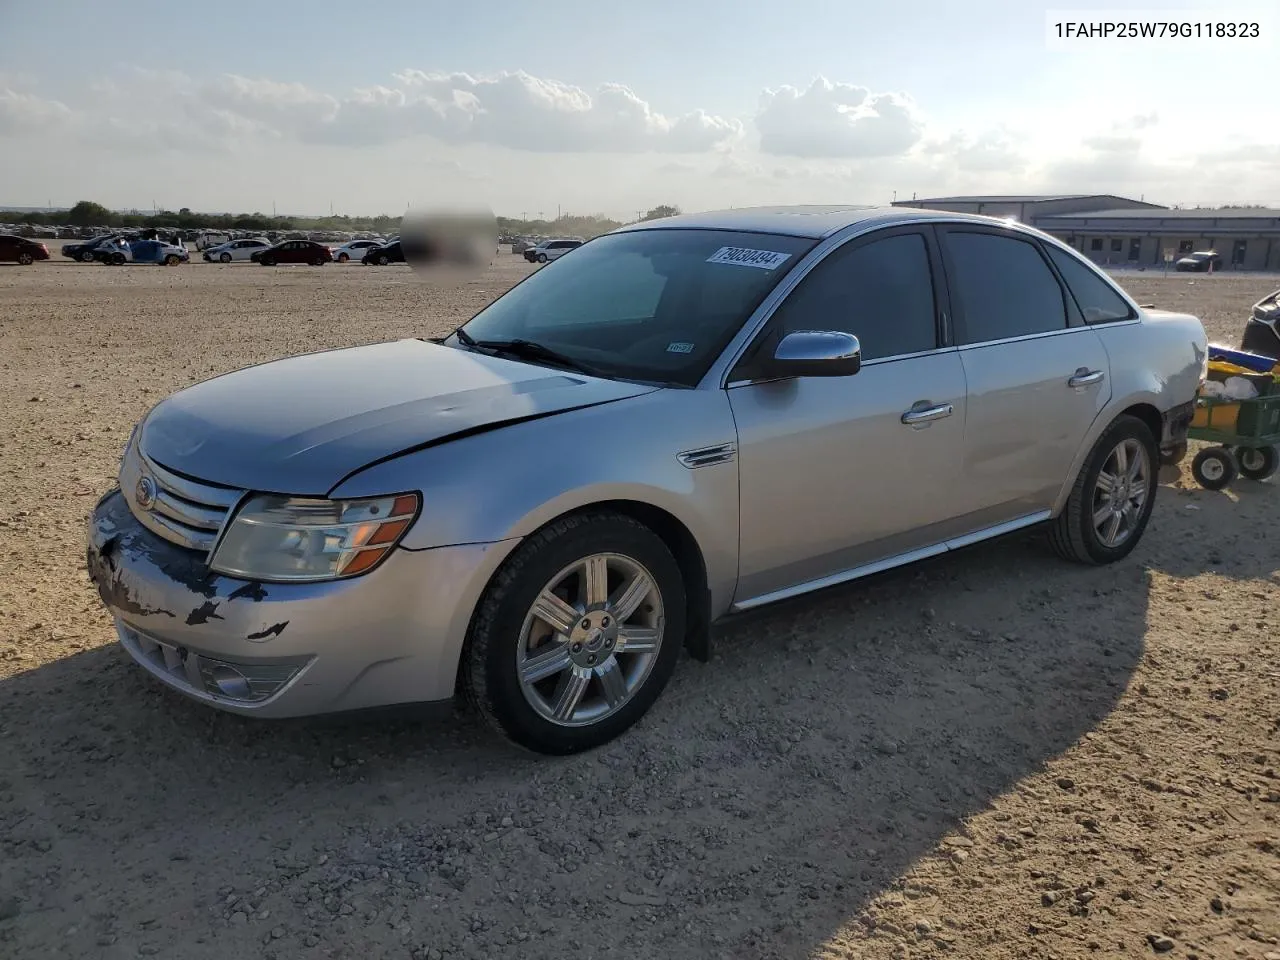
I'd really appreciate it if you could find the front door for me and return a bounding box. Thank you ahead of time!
[729,227,971,605]
[936,226,1111,528]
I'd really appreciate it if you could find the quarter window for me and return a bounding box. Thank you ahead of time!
[943,231,1067,344]
[1045,246,1134,323]
[767,232,937,361]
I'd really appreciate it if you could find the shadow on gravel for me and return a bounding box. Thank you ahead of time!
[0,485,1264,960]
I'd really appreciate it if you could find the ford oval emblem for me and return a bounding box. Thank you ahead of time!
[135,475,158,510]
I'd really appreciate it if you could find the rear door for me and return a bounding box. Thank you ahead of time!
[0,236,16,262]
[937,225,1111,528]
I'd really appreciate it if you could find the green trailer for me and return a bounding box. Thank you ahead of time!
[1180,394,1280,489]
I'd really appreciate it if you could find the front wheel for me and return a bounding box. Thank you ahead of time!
[338,253,349,262]
[219,252,231,263]
[17,252,33,265]
[464,511,686,755]
[164,254,180,266]
[1236,445,1278,481]
[536,253,548,263]
[312,257,326,266]
[260,257,275,267]
[377,255,389,265]
[1049,415,1158,565]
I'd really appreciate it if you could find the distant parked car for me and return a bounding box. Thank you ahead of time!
[250,239,333,266]
[525,239,582,263]
[0,234,50,265]
[1175,251,1222,272]
[361,240,404,265]
[331,239,384,263]
[194,233,233,252]
[203,239,272,263]
[95,238,189,266]
[62,234,122,262]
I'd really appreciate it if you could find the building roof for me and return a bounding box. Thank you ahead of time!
[617,204,1017,239]
[1037,207,1280,220]
[897,194,1104,204]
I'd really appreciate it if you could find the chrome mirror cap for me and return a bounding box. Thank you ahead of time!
[769,330,862,377]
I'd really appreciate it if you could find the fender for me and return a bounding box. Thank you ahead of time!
[1051,311,1206,515]
[328,388,743,619]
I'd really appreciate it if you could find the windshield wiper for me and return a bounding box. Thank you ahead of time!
[468,337,606,378]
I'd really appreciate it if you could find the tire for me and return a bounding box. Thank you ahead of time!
[164,255,180,266]
[110,253,126,265]
[17,252,33,266]
[1160,440,1188,467]
[338,253,349,263]
[377,255,389,266]
[464,511,686,755]
[79,250,96,262]
[1190,447,1236,490]
[1236,445,1279,481]
[219,252,231,263]
[261,257,275,267]
[537,253,548,263]
[1049,414,1159,565]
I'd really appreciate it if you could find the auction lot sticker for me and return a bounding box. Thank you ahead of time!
[706,246,793,270]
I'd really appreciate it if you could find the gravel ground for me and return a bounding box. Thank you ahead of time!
[0,257,1277,960]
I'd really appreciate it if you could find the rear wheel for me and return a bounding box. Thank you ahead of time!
[17,252,33,265]
[1237,445,1279,481]
[464,511,685,755]
[1191,447,1236,490]
[1050,415,1158,565]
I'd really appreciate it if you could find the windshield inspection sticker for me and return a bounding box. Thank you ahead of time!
[667,341,695,354]
[706,246,792,270]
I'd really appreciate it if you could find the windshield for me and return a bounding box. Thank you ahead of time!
[453,228,816,386]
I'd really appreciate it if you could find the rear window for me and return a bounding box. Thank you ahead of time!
[1045,246,1134,323]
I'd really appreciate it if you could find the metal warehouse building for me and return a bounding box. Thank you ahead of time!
[891,195,1280,271]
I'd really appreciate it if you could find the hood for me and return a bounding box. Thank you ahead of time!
[140,339,658,495]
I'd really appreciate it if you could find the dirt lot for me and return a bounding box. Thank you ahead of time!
[0,257,1277,960]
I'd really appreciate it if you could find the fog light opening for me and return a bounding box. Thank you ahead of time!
[209,664,252,700]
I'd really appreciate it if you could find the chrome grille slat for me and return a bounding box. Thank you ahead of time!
[119,437,244,554]
[151,489,225,531]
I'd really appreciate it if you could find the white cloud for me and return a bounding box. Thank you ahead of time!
[0,87,72,134]
[755,77,923,159]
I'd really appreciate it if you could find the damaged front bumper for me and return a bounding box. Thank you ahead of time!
[85,488,518,717]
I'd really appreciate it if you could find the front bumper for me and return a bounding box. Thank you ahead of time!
[85,488,519,717]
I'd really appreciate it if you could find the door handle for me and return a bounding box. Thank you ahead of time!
[1068,369,1106,388]
[901,402,954,426]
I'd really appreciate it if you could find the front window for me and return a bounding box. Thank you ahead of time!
[453,229,816,386]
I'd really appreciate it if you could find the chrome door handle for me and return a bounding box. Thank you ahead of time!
[901,403,954,425]
[1068,369,1105,387]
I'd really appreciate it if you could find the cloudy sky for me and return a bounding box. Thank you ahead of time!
[1,0,1276,218]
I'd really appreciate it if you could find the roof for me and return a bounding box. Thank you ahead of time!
[896,195,1104,204]
[1037,207,1280,220]
[617,204,991,239]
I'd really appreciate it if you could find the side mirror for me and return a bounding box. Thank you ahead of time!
[763,330,862,379]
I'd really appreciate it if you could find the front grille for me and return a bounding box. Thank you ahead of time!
[119,440,244,555]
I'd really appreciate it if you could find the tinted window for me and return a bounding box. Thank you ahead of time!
[525,251,664,328]
[769,232,937,361]
[1045,246,1134,323]
[944,232,1067,344]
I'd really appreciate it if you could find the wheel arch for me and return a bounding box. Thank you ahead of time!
[1052,395,1168,516]
[453,498,712,700]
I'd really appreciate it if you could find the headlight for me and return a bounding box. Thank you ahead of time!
[210,492,420,582]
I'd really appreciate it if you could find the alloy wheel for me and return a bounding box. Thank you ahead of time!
[516,553,664,727]
[1091,437,1150,547]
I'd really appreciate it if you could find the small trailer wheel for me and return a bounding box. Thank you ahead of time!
[1191,447,1237,490]
[1160,441,1188,466]
[1237,445,1280,481]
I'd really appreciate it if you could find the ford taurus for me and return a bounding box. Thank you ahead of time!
[86,205,1207,754]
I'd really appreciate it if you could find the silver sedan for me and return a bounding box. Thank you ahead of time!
[86,205,1207,754]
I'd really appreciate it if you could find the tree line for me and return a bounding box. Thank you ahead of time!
[1,201,683,239]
